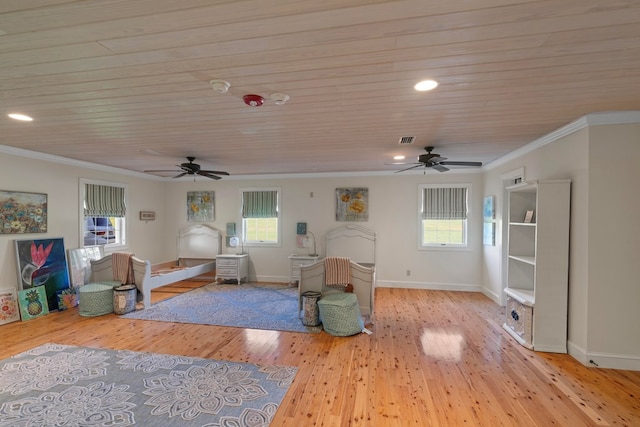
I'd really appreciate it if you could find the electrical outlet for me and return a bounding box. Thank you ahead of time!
[406,269,411,276]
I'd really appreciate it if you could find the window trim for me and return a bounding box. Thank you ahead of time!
[240,187,281,248]
[418,183,471,251]
[79,178,128,250]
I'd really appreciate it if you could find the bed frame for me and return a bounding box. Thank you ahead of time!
[90,224,221,309]
[299,224,376,321]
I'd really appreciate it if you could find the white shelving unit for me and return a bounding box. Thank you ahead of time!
[503,179,571,353]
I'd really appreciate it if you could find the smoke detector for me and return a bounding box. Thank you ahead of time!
[209,79,230,94]
[243,94,265,107]
[270,93,290,105]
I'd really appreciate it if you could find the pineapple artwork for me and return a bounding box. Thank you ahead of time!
[18,286,49,320]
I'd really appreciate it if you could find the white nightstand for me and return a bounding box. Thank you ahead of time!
[288,254,320,285]
[216,254,249,284]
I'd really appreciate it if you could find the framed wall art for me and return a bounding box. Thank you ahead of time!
[335,188,369,222]
[0,190,47,234]
[483,195,495,221]
[15,238,71,311]
[187,191,215,222]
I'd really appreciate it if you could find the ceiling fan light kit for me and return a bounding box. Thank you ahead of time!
[391,146,482,173]
[144,156,230,180]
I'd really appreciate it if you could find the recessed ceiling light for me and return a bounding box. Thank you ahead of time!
[8,113,33,121]
[414,80,438,92]
[393,155,405,160]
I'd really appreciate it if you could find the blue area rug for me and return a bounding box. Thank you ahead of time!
[0,343,297,426]
[122,283,322,333]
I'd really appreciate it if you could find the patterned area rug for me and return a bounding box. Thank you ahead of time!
[0,343,297,426]
[122,283,322,333]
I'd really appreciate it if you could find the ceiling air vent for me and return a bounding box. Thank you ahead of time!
[398,136,415,145]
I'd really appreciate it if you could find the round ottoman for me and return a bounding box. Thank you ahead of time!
[78,283,114,317]
[317,292,364,336]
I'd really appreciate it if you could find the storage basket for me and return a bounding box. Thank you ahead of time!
[317,292,364,336]
[113,284,137,314]
[301,291,322,326]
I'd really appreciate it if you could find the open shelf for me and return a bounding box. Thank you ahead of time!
[508,255,536,265]
[505,287,535,306]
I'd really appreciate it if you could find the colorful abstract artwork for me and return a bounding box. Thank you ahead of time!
[15,238,70,311]
[336,188,369,222]
[56,288,78,311]
[187,191,215,222]
[0,190,47,234]
[17,286,49,321]
[0,288,21,324]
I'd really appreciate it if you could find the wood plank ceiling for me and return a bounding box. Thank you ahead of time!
[1,0,640,177]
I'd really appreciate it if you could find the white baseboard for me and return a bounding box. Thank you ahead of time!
[482,288,501,304]
[568,340,640,371]
[376,280,482,292]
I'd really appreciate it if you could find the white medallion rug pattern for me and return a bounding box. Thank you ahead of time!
[0,343,297,426]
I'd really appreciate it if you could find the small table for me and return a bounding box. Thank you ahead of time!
[288,254,320,285]
[216,254,249,284]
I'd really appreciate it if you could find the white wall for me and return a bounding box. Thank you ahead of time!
[0,150,168,290]
[162,172,485,290]
[482,114,640,370]
[586,124,640,364]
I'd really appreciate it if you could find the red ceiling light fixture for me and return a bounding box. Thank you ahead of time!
[243,94,265,107]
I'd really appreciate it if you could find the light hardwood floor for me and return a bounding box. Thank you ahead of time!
[1,283,638,426]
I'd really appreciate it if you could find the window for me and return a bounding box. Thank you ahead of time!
[81,179,127,248]
[419,184,469,249]
[241,188,280,247]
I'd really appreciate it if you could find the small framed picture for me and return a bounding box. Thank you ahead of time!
[139,211,156,221]
[296,222,307,235]
[524,210,535,223]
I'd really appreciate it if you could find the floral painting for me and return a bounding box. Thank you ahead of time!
[187,191,214,222]
[15,238,70,311]
[336,188,369,222]
[56,288,78,311]
[0,288,21,324]
[17,286,49,321]
[0,190,47,234]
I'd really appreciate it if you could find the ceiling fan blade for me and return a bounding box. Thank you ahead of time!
[172,172,187,179]
[385,162,420,166]
[197,171,222,180]
[430,156,446,163]
[200,169,230,176]
[432,164,449,172]
[395,164,424,173]
[439,161,482,167]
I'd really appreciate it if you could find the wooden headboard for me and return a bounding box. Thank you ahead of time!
[177,224,221,260]
[326,224,376,266]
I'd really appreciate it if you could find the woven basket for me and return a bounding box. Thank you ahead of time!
[317,293,364,336]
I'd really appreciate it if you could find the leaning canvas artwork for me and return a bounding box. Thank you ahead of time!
[17,286,49,321]
[15,238,70,311]
[0,288,21,324]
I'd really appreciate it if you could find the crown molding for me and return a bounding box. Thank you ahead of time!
[484,111,640,171]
